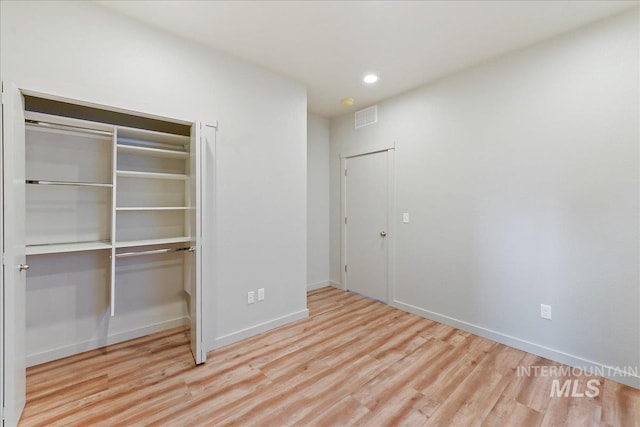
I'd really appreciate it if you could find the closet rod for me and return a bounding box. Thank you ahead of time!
[26,120,113,137]
[26,180,113,188]
[115,246,194,259]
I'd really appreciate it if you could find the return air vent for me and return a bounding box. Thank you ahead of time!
[355,105,378,129]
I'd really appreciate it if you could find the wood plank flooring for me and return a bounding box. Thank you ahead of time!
[20,287,640,426]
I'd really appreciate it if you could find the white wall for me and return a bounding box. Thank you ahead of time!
[1,1,308,352]
[307,114,330,290]
[331,10,639,388]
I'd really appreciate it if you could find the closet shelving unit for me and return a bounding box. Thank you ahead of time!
[25,113,114,256]
[23,104,199,365]
[25,113,195,258]
[114,126,192,251]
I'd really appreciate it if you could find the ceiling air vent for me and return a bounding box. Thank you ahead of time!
[355,105,377,129]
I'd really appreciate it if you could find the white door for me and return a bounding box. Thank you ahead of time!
[186,122,208,365]
[345,151,389,302]
[2,83,27,426]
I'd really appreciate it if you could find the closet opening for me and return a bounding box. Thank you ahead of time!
[20,92,205,368]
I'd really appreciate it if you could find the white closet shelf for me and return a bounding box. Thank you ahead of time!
[116,206,191,211]
[117,144,189,159]
[116,171,189,180]
[115,237,191,248]
[25,111,115,134]
[26,241,112,255]
[26,122,113,140]
[117,127,190,146]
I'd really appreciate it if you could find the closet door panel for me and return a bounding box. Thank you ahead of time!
[2,84,27,426]
[188,122,208,364]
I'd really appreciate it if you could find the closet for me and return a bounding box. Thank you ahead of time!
[13,92,206,369]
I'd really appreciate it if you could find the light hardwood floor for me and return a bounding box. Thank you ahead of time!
[20,287,639,426]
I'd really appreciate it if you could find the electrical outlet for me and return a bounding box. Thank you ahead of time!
[248,291,255,305]
[540,304,552,320]
[258,288,265,301]
[403,213,410,223]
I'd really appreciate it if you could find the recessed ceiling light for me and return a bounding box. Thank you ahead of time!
[363,74,378,84]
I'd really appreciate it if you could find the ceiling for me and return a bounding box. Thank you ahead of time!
[99,1,637,118]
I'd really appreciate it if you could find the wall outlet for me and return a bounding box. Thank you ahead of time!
[540,304,552,320]
[258,288,265,301]
[403,213,410,223]
[247,291,255,305]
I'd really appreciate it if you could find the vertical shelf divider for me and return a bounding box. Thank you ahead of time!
[110,127,118,317]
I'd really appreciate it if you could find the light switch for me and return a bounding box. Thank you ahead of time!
[403,213,410,223]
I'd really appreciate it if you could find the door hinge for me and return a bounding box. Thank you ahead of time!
[344,217,347,224]
[344,169,347,176]
[345,265,347,273]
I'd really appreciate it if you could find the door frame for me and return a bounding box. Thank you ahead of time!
[340,142,396,304]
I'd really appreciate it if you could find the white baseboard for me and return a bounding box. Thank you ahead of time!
[26,317,189,367]
[392,299,640,390]
[213,308,309,349]
[307,281,331,291]
[330,280,345,290]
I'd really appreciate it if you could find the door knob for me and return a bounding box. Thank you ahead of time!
[19,264,30,272]
[380,231,387,237]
